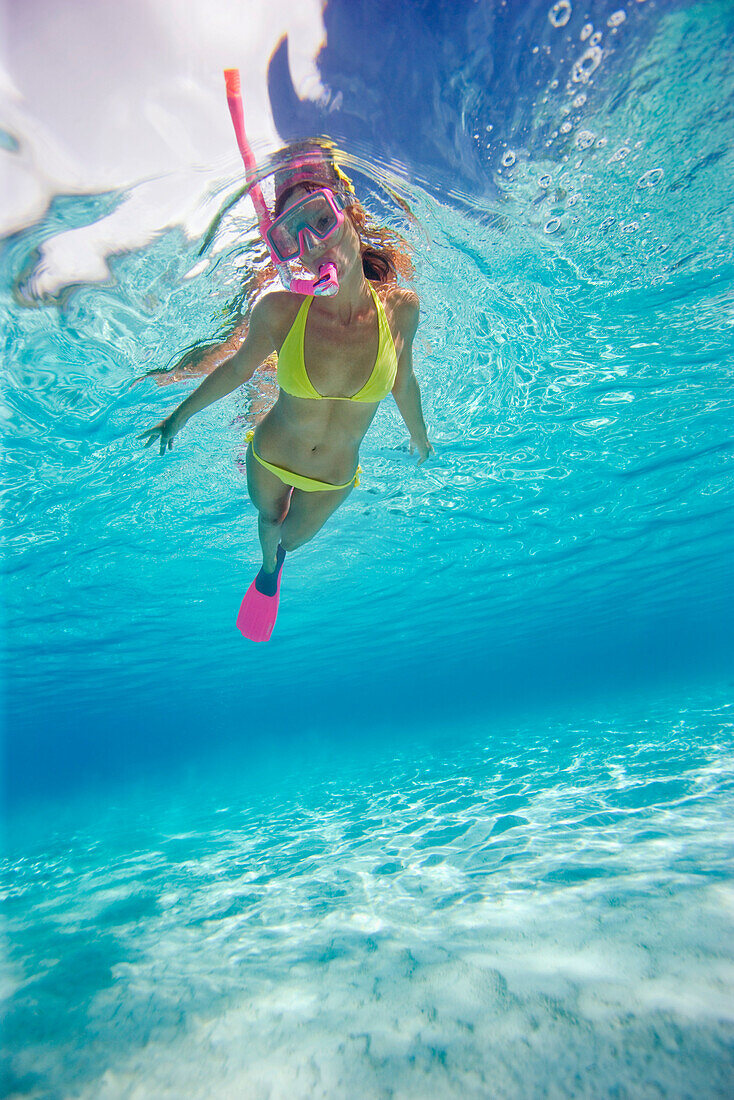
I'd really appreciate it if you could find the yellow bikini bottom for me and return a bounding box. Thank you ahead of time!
[245,430,361,493]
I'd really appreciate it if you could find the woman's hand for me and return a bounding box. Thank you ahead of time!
[137,411,186,456]
[409,436,433,465]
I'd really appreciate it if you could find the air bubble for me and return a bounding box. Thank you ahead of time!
[581,23,593,40]
[560,121,573,134]
[544,217,562,234]
[576,129,595,148]
[608,10,626,26]
[636,168,664,189]
[501,150,517,167]
[572,46,602,83]
[548,1,572,28]
[590,31,602,46]
[538,174,553,187]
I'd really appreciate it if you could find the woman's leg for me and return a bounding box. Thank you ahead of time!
[279,483,354,553]
[245,446,293,572]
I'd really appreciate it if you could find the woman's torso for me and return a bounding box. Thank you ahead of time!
[254,283,410,483]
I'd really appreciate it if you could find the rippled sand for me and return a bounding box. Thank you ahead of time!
[4,699,733,1098]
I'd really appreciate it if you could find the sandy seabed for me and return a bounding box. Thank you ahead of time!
[4,705,734,1098]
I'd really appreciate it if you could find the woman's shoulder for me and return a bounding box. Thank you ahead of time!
[380,284,420,335]
[251,290,304,338]
[254,289,302,318]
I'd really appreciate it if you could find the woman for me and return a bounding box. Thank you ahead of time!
[140,151,431,641]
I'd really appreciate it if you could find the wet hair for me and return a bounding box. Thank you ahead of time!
[273,175,413,285]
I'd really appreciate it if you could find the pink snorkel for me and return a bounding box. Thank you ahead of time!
[223,69,339,297]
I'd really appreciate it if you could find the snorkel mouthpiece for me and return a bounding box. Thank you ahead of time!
[316,262,339,295]
[223,68,339,297]
[289,262,339,297]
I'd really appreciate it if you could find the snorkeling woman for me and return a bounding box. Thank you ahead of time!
[139,148,431,641]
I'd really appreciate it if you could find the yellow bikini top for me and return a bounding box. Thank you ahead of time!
[277,283,398,402]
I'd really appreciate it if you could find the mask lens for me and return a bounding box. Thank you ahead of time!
[268,222,300,260]
[267,191,341,262]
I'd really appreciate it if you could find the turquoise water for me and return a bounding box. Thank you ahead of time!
[4,694,734,1096]
[3,0,734,1095]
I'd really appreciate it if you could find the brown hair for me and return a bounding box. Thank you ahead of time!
[273,179,414,285]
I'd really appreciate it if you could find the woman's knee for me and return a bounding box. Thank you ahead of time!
[279,527,308,553]
[258,501,289,528]
[279,512,314,552]
[279,490,349,551]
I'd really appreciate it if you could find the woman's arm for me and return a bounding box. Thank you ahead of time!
[138,297,276,455]
[391,293,432,464]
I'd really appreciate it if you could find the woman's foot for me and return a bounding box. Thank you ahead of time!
[236,545,286,642]
[255,544,286,597]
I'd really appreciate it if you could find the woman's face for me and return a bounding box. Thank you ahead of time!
[284,185,361,276]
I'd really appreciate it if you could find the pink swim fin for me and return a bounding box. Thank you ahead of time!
[236,546,285,642]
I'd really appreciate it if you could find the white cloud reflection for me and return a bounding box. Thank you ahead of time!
[1,0,325,294]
